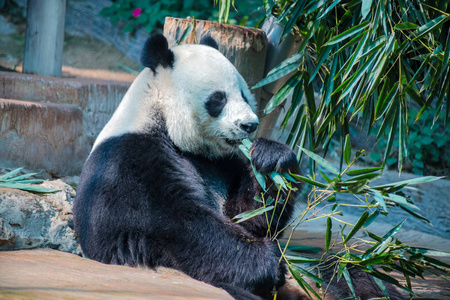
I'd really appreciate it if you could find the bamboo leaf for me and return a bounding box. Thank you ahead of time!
[269,172,287,190]
[361,0,373,19]
[264,72,302,115]
[372,270,403,296]
[423,255,450,269]
[343,134,351,165]
[326,217,332,251]
[318,0,341,19]
[281,244,322,254]
[252,164,266,191]
[374,176,442,189]
[15,179,45,184]
[364,210,380,227]
[346,167,383,176]
[294,265,324,284]
[413,15,450,41]
[233,205,274,223]
[300,148,339,175]
[373,220,405,256]
[305,0,327,15]
[238,144,251,160]
[318,168,332,183]
[367,189,387,212]
[252,53,302,89]
[324,21,370,46]
[286,255,321,263]
[289,173,329,188]
[394,22,420,30]
[0,182,59,193]
[282,0,307,39]
[5,172,40,182]
[288,265,323,300]
[384,194,419,210]
[342,267,356,297]
[399,205,432,226]
[441,30,450,73]
[309,45,334,84]
[345,171,380,182]
[0,166,25,181]
[343,211,369,244]
[409,247,450,257]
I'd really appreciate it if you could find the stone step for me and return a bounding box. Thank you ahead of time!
[0,71,130,106]
[0,98,87,175]
[0,71,133,175]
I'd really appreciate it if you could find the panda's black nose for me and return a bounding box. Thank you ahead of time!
[240,122,258,133]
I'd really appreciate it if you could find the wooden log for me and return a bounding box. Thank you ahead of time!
[163,17,267,106]
[23,0,66,77]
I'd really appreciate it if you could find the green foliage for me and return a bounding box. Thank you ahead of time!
[216,0,450,296]
[239,140,448,299]
[251,0,449,173]
[100,0,213,33]
[214,0,264,25]
[0,167,59,193]
[369,108,450,175]
[100,0,262,33]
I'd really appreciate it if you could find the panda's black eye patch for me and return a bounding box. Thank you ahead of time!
[206,91,227,117]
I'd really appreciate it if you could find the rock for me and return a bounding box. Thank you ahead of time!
[0,179,79,254]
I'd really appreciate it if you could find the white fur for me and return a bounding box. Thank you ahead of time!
[92,43,259,158]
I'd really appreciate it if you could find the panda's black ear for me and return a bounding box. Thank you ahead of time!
[141,34,175,72]
[199,35,219,50]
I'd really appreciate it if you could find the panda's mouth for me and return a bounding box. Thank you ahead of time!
[224,138,242,146]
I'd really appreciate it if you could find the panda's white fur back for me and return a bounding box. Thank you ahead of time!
[92,43,258,159]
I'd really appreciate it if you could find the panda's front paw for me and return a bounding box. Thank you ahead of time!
[250,138,299,174]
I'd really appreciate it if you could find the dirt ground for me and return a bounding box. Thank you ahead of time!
[0,13,139,82]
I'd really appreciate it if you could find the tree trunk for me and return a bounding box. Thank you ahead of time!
[23,0,66,77]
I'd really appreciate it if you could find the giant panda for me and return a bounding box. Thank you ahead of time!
[73,33,301,300]
[73,34,404,300]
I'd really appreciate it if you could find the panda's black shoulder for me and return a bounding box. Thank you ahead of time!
[141,34,175,72]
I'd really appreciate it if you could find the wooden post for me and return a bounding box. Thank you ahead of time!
[163,17,267,106]
[23,0,66,77]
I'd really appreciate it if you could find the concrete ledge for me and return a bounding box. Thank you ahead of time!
[0,98,87,175]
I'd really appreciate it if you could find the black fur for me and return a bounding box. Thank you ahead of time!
[73,114,300,299]
[251,138,299,174]
[200,34,219,50]
[205,91,227,117]
[140,33,174,72]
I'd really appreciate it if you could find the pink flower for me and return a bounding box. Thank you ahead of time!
[132,8,142,18]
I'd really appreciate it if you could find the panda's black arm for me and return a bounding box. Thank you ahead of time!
[162,200,286,297]
[225,138,301,239]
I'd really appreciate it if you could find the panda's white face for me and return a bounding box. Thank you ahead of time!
[160,44,259,158]
[92,40,259,159]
